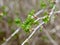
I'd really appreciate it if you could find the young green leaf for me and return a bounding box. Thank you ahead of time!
[40,0,47,9]
[21,9,36,32]
[42,15,49,24]
[14,17,21,26]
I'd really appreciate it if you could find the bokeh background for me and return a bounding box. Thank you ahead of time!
[0,0,60,45]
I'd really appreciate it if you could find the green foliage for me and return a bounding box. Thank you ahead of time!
[42,12,49,24]
[40,0,55,9]
[0,0,55,35]
[14,9,50,33]
[14,17,21,26]
[14,9,39,32]
[20,9,39,32]
[21,9,35,32]
[42,16,49,24]
[13,9,37,32]
[0,0,57,44]
[50,3,54,8]
[48,0,55,8]
[40,0,47,9]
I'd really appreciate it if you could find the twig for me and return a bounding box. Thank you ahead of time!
[21,4,58,45]
[2,4,58,45]
[1,28,20,45]
[21,22,44,45]
[1,9,45,45]
[34,9,44,16]
[34,16,47,22]
[49,5,56,24]
[32,9,44,18]
[49,5,56,18]
[42,5,58,45]
[34,5,56,23]
[21,9,46,45]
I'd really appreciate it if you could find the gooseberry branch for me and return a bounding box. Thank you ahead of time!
[1,1,59,45]
[21,22,44,45]
[1,9,45,45]
[1,28,20,45]
[49,5,56,18]
[21,5,58,45]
